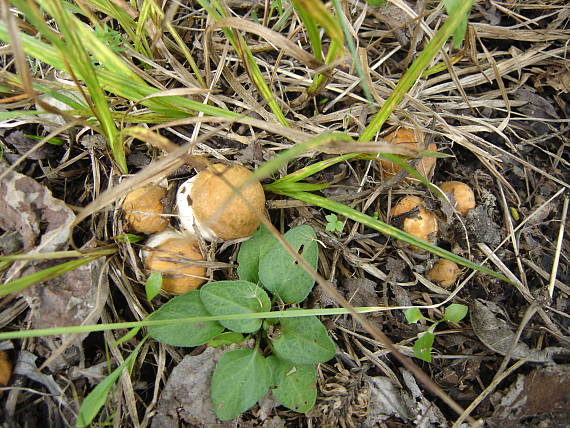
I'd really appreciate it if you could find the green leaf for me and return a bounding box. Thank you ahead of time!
[444,0,470,48]
[76,338,146,427]
[443,303,468,323]
[405,308,424,324]
[207,332,246,348]
[145,272,162,302]
[211,349,271,421]
[147,291,224,346]
[413,331,435,362]
[363,0,385,6]
[258,225,318,304]
[200,281,271,333]
[237,225,278,283]
[270,312,336,364]
[267,356,317,413]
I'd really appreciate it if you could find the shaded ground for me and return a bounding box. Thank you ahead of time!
[1,1,569,427]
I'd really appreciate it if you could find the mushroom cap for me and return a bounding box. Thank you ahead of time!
[188,164,265,240]
[427,258,460,287]
[122,184,169,234]
[378,128,437,182]
[440,181,476,216]
[144,235,206,294]
[0,351,11,386]
[391,196,438,248]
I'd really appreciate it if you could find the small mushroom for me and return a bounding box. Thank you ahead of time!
[0,351,11,386]
[122,184,169,234]
[440,181,476,216]
[177,164,265,241]
[391,196,438,249]
[427,258,460,287]
[143,229,206,294]
[378,127,437,182]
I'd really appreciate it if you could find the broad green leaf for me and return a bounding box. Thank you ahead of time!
[405,308,424,324]
[259,225,318,304]
[267,356,317,413]
[443,304,468,323]
[200,281,271,333]
[237,226,278,283]
[413,331,435,362]
[207,332,245,348]
[76,338,146,427]
[211,349,271,421]
[145,272,162,302]
[147,291,223,346]
[270,313,336,364]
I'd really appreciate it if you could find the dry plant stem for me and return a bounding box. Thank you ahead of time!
[493,302,538,381]
[548,196,568,300]
[452,358,529,428]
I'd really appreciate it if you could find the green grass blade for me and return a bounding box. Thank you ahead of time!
[0,256,100,296]
[360,0,475,141]
[76,336,147,427]
[282,191,509,282]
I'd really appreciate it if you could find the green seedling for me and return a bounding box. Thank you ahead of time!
[325,213,344,234]
[78,225,335,425]
[404,304,468,362]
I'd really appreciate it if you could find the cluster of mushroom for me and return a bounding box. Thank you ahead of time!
[379,127,476,288]
[121,164,265,295]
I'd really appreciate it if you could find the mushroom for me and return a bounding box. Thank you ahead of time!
[122,184,169,234]
[0,351,11,386]
[143,229,206,294]
[427,258,460,287]
[177,164,265,241]
[390,196,438,249]
[440,181,476,216]
[378,127,437,182]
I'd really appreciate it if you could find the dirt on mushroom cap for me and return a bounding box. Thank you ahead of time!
[190,164,266,240]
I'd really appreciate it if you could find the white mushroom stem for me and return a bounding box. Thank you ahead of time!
[176,176,218,241]
[142,228,186,261]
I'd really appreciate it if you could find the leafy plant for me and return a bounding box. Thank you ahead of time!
[75,224,331,424]
[405,304,468,362]
[325,213,344,233]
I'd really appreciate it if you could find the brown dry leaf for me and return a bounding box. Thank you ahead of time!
[546,69,570,93]
[490,365,570,426]
[470,300,569,362]
[0,163,75,253]
[151,347,236,428]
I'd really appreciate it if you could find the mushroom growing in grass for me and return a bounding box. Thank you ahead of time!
[122,184,169,234]
[378,127,437,183]
[390,196,438,250]
[427,258,460,287]
[440,181,476,216]
[177,164,266,241]
[143,229,206,294]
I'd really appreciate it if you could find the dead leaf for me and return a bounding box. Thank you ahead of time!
[151,347,236,428]
[490,365,570,425]
[470,300,569,362]
[5,130,59,160]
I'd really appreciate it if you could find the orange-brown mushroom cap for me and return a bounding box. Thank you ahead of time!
[440,181,476,216]
[391,196,438,249]
[122,184,169,234]
[427,258,460,287]
[378,128,437,182]
[0,351,11,386]
[144,236,206,294]
[189,164,265,240]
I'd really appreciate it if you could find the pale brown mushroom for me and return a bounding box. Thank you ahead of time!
[122,184,169,234]
[177,164,266,240]
[0,351,11,386]
[427,259,460,287]
[391,196,438,250]
[144,230,206,294]
[378,128,437,183]
[440,181,476,216]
